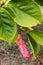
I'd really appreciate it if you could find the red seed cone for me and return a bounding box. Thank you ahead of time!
[16,34,31,60]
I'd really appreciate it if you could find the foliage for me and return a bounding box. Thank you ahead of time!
[35,0,43,6]
[0,0,43,58]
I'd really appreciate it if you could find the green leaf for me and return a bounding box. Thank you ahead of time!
[29,29,43,45]
[0,7,17,44]
[35,0,43,6]
[28,34,39,57]
[5,0,42,28]
[12,31,18,42]
[20,27,27,31]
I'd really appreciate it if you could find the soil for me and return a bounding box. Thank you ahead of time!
[0,41,43,65]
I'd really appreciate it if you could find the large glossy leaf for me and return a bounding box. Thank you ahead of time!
[5,0,42,28]
[0,7,17,44]
[29,29,43,45]
[28,34,39,57]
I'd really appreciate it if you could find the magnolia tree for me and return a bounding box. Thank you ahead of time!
[0,0,43,60]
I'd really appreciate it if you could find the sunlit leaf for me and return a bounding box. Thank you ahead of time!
[5,0,42,28]
[29,29,43,45]
[0,7,17,44]
[28,34,39,57]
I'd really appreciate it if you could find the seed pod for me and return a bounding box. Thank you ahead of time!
[16,34,31,60]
